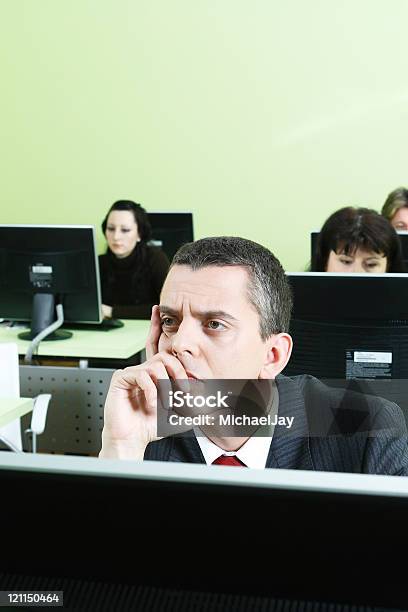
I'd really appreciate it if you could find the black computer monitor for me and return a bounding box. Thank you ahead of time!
[147,212,194,261]
[310,229,319,265]
[284,272,408,380]
[396,230,408,268]
[0,225,101,341]
[1,452,408,609]
[310,229,408,270]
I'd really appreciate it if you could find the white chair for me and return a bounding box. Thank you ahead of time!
[0,342,51,452]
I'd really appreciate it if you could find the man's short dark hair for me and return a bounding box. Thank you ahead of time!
[171,236,292,339]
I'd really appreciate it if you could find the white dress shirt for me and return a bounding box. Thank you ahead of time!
[195,384,279,469]
[195,431,273,469]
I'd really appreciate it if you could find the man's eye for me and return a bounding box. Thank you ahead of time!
[339,258,352,265]
[121,229,130,233]
[161,317,176,327]
[366,262,379,268]
[206,320,225,330]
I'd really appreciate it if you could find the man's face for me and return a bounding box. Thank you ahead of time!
[158,265,272,379]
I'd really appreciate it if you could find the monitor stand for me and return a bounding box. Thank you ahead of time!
[18,293,72,341]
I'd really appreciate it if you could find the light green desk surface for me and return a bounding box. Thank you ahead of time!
[0,320,150,360]
[0,397,33,428]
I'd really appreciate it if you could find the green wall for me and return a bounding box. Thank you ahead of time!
[1,0,407,270]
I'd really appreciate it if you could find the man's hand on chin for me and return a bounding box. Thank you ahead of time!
[99,351,189,460]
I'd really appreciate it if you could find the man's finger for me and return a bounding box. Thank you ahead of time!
[146,305,162,359]
[132,370,158,416]
[153,352,189,381]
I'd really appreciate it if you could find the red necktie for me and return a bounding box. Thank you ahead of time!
[212,455,247,467]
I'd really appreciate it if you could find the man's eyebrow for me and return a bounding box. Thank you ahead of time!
[159,306,238,322]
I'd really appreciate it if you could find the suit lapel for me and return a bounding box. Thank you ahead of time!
[168,376,314,470]
[266,375,314,470]
[169,433,206,464]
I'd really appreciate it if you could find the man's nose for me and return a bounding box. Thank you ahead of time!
[171,320,199,357]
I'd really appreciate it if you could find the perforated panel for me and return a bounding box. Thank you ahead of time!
[19,366,115,456]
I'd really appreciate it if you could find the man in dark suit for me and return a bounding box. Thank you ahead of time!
[100,236,408,475]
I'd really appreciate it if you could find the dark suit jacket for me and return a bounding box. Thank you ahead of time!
[144,375,408,475]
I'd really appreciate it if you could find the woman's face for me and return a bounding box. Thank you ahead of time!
[105,210,140,258]
[390,206,408,231]
[326,248,388,273]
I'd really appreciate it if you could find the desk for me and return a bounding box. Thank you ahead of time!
[0,398,33,428]
[0,320,151,456]
[0,319,150,363]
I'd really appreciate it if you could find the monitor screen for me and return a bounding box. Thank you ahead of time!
[1,452,408,609]
[310,229,408,270]
[284,271,408,380]
[310,229,319,265]
[147,212,194,261]
[0,225,102,339]
[397,229,408,267]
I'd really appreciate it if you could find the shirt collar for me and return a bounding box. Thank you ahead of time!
[195,432,273,469]
[194,381,279,469]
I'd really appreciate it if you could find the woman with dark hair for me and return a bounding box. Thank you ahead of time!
[99,200,169,319]
[312,207,405,273]
[381,187,408,231]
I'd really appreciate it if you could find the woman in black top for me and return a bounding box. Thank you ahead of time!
[99,200,169,319]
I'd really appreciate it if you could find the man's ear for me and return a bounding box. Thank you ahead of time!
[259,333,293,379]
